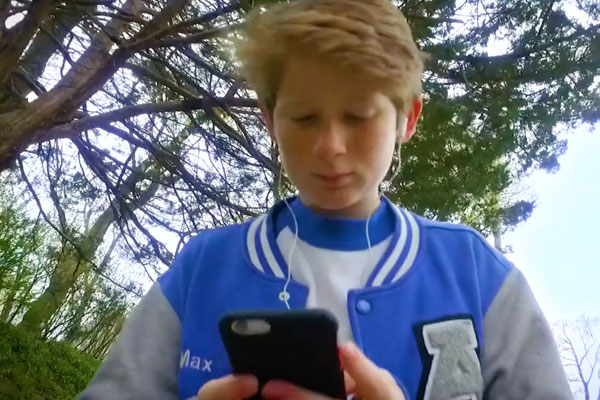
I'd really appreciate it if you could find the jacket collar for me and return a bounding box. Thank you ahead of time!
[246,196,421,287]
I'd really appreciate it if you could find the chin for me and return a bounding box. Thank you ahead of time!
[302,189,362,212]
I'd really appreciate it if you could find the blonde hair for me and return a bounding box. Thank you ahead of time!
[235,0,427,116]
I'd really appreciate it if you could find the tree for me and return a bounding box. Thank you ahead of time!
[3,0,275,271]
[0,0,259,167]
[394,0,599,235]
[555,316,600,400]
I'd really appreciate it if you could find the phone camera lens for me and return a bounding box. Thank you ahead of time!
[232,319,248,334]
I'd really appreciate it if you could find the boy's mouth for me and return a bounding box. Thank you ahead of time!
[313,173,353,186]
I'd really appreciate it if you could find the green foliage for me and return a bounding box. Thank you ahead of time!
[0,322,100,400]
[0,178,52,324]
[49,276,130,358]
[0,175,131,357]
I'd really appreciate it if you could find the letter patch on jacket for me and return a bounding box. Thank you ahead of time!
[414,317,483,400]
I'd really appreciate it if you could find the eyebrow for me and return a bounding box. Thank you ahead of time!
[278,98,378,108]
[277,99,313,108]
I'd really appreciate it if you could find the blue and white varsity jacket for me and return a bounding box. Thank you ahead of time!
[79,197,572,400]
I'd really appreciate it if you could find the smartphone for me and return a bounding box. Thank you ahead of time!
[219,309,346,400]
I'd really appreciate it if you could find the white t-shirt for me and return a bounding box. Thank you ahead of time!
[277,228,392,342]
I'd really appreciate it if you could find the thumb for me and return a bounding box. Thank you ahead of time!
[339,343,403,400]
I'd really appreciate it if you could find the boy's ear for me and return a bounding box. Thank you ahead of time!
[397,98,423,144]
[260,104,276,142]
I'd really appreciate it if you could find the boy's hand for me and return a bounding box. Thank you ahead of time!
[197,374,259,400]
[261,343,406,400]
[197,343,404,400]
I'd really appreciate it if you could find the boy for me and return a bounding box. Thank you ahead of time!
[79,0,572,399]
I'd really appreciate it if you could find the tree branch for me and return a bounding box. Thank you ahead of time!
[447,23,599,65]
[123,62,198,98]
[39,96,259,142]
[131,23,242,51]
[0,0,146,170]
[0,0,59,86]
[162,1,242,35]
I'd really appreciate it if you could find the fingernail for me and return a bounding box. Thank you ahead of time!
[235,374,257,382]
[230,375,259,399]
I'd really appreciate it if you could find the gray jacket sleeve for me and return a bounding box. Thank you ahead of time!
[482,268,572,399]
[78,283,181,400]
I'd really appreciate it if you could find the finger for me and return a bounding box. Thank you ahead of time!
[339,343,399,400]
[343,370,356,395]
[197,374,259,400]
[262,380,331,400]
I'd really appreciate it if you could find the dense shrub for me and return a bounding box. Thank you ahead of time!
[0,323,100,400]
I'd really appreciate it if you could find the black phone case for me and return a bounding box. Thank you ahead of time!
[219,309,346,400]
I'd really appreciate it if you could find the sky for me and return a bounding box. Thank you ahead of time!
[502,124,600,324]
[500,125,600,399]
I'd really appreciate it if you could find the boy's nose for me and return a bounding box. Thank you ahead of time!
[314,121,348,160]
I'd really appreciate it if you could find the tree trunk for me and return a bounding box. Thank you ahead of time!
[493,227,503,253]
[0,0,59,88]
[9,5,94,101]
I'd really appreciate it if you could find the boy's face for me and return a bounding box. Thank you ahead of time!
[263,51,421,218]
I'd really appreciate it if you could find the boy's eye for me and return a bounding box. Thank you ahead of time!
[344,113,368,122]
[291,114,316,124]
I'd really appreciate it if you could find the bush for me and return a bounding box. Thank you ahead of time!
[0,322,100,400]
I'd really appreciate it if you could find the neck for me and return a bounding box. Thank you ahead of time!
[275,194,395,250]
[301,193,382,219]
